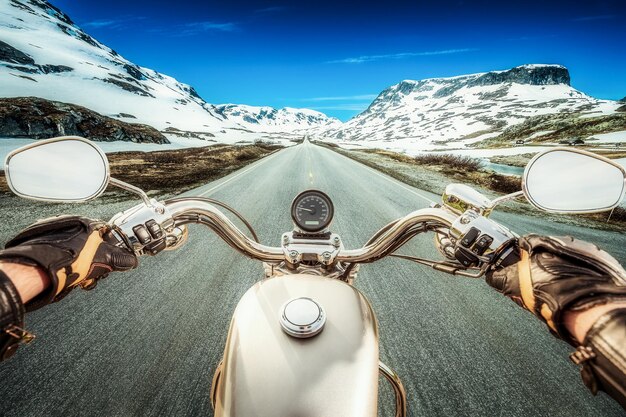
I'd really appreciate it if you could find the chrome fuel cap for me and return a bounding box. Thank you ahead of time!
[280,297,326,338]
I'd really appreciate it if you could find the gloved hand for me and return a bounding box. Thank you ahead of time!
[486,234,626,344]
[0,215,137,310]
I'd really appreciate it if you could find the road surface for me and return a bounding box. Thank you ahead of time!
[1,141,625,417]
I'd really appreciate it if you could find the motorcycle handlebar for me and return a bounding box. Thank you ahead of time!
[163,198,457,265]
[336,208,457,263]
[165,198,285,262]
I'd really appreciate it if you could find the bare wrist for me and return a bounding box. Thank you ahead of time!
[564,301,626,344]
[0,262,49,303]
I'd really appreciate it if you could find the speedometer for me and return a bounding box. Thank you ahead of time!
[291,190,334,233]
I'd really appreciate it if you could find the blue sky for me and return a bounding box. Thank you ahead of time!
[53,0,626,121]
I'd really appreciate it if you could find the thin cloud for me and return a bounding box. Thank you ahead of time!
[82,16,146,30]
[255,6,286,14]
[176,21,238,36]
[571,14,616,22]
[82,20,119,28]
[507,34,558,41]
[304,94,377,102]
[327,48,477,64]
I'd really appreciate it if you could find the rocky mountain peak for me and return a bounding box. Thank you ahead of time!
[469,64,570,87]
[0,97,169,143]
[362,65,571,117]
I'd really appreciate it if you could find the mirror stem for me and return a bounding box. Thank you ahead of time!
[489,191,524,210]
[109,177,153,207]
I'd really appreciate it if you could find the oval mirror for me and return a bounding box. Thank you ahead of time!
[523,148,626,213]
[4,136,110,202]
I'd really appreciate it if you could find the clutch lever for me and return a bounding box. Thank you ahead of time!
[109,200,187,257]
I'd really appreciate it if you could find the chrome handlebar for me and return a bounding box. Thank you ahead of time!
[167,199,457,264]
[165,198,284,262]
[110,194,519,276]
[336,208,457,263]
[110,197,459,265]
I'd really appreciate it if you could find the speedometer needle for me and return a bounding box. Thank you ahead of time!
[298,207,314,213]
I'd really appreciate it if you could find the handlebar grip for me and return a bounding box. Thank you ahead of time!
[104,226,135,253]
[106,222,169,257]
[493,242,521,269]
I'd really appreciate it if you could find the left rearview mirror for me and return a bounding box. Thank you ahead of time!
[4,136,110,202]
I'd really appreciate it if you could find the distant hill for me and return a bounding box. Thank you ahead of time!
[319,64,624,149]
[215,104,340,133]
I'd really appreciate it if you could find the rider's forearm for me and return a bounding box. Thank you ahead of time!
[0,261,46,360]
[564,304,626,409]
[564,302,626,344]
[0,262,49,304]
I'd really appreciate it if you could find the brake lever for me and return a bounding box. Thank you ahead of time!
[389,253,487,278]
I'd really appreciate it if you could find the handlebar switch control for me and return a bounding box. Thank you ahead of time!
[472,234,494,255]
[454,247,479,267]
[460,227,480,247]
[145,220,164,239]
[144,239,167,256]
[132,224,152,245]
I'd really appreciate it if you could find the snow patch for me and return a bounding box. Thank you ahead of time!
[587,131,626,144]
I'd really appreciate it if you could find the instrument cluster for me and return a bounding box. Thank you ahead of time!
[290,190,334,233]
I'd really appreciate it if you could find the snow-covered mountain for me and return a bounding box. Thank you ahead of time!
[0,0,336,139]
[320,65,623,149]
[0,0,239,134]
[216,104,340,132]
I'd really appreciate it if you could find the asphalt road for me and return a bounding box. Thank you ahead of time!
[1,141,625,417]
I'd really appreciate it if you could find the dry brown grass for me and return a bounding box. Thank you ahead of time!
[413,153,483,171]
[359,149,522,194]
[613,207,626,222]
[482,173,523,194]
[107,143,281,193]
[585,207,626,223]
[0,174,8,194]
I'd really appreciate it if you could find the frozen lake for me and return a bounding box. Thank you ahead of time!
[481,160,524,176]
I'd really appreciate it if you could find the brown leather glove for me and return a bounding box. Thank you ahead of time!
[0,215,137,310]
[486,234,626,345]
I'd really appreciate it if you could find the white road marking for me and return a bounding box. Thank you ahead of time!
[197,148,286,197]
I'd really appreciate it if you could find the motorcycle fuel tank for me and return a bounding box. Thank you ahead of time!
[212,274,379,417]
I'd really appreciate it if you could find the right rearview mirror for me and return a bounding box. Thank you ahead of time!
[523,148,626,213]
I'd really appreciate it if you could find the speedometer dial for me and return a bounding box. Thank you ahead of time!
[291,190,334,233]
